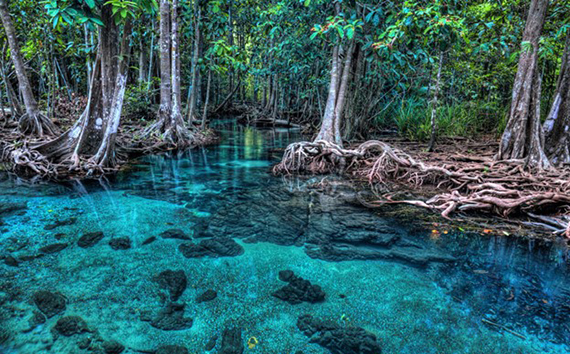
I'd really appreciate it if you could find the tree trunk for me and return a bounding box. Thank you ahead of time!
[497,0,550,169]
[145,0,194,145]
[428,52,444,152]
[0,0,55,136]
[315,44,341,144]
[34,7,132,172]
[334,40,355,145]
[170,0,182,122]
[187,0,201,123]
[201,68,212,129]
[159,0,172,119]
[543,30,570,164]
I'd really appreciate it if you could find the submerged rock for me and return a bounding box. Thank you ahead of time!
[78,231,104,248]
[205,336,218,351]
[196,289,217,303]
[272,270,325,305]
[0,328,10,345]
[160,229,191,240]
[156,270,187,301]
[39,243,68,254]
[156,345,189,354]
[44,217,77,230]
[219,327,243,354]
[142,236,157,245]
[0,202,27,216]
[109,237,132,250]
[102,340,125,354]
[148,303,193,331]
[30,310,47,326]
[53,316,88,336]
[33,290,66,318]
[297,315,381,354]
[179,237,244,258]
[4,255,19,267]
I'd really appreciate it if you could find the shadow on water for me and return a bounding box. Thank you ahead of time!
[0,120,569,353]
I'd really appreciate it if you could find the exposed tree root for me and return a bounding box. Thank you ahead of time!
[19,111,57,137]
[1,120,217,181]
[274,140,570,236]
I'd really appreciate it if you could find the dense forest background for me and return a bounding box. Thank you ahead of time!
[0,0,568,174]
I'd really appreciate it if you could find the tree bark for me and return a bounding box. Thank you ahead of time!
[159,0,172,119]
[334,39,355,145]
[428,52,444,152]
[201,68,212,129]
[497,0,550,168]
[0,0,55,136]
[187,0,202,123]
[315,44,341,144]
[543,30,570,164]
[33,6,132,172]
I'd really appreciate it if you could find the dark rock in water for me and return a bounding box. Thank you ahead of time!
[156,345,189,354]
[142,236,157,245]
[156,270,187,301]
[219,327,243,354]
[205,336,218,351]
[148,303,193,331]
[0,202,27,216]
[30,310,47,326]
[109,237,132,250]
[278,270,295,282]
[102,340,125,354]
[78,231,104,248]
[39,243,68,254]
[77,337,91,350]
[160,229,191,240]
[179,237,244,258]
[196,289,217,303]
[18,254,43,262]
[272,271,325,305]
[53,316,88,336]
[305,242,455,267]
[297,315,381,354]
[44,217,77,231]
[0,329,10,344]
[33,290,66,318]
[4,255,19,267]
[54,233,66,240]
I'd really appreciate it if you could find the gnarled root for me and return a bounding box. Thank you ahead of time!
[274,139,570,235]
[19,111,57,137]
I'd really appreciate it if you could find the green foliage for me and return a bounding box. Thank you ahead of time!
[376,99,508,141]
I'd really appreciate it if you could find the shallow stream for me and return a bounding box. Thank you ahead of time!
[1,121,569,353]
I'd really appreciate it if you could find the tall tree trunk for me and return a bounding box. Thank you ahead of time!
[315,44,341,144]
[170,0,182,122]
[543,30,570,164]
[497,0,550,169]
[0,0,55,136]
[34,7,132,172]
[201,68,212,129]
[428,52,444,152]
[145,0,194,145]
[334,40,355,145]
[187,0,202,123]
[159,0,172,119]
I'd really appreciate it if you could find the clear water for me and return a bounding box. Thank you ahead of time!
[1,121,569,354]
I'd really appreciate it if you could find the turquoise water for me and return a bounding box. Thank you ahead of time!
[1,121,569,353]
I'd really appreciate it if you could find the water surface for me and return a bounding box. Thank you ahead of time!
[1,121,569,353]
